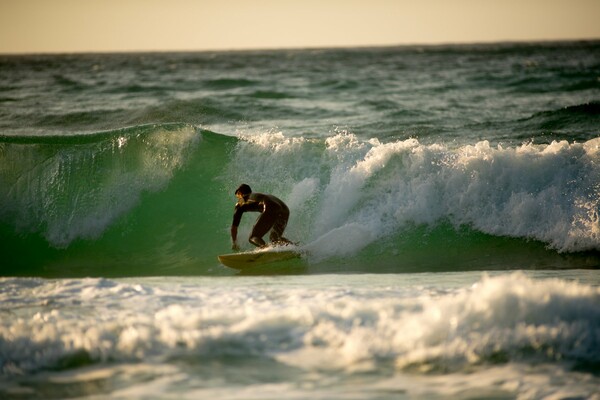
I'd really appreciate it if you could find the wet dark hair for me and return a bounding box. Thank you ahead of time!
[235,184,252,195]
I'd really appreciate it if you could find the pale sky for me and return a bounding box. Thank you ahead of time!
[1,0,599,54]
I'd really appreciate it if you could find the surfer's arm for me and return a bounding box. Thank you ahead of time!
[231,225,240,251]
[231,205,243,251]
[230,201,261,251]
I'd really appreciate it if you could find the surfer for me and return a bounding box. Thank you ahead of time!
[230,184,293,250]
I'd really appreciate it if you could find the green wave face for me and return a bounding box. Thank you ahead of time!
[0,125,237,276]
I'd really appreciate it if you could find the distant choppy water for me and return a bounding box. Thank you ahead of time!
[1,42,599,398]
[1,42,599,143]
[0,42,600,145]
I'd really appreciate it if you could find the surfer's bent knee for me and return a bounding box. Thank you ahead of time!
[249,236,267,248]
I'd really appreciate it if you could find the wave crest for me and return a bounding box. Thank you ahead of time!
[230,133,600,255]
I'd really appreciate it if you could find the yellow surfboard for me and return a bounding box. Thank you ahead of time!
[218,248,301,270]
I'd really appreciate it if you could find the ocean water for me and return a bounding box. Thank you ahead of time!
[1,41,599,398]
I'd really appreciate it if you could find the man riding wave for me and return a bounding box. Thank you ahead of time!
[230,184,293,250]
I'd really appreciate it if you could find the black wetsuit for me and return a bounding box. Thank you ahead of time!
[232,192,290,247]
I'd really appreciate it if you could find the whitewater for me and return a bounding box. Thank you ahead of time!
[1,41,599,398]
[2,272,600,399]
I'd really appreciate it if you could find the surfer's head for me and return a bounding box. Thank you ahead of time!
[235,184,252,197]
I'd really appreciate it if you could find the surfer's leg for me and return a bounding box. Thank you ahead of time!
[249,236,267,247]
[249,212,274,247]
[269,211,291,245]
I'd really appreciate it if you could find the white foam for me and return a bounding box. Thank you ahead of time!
[231,133,600,255]
[1,273,598,393]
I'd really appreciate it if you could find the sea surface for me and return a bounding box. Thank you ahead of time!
[1,41,599,398]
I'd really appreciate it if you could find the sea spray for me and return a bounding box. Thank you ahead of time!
[229,132,600,257]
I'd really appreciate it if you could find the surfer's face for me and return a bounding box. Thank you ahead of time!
[235,192,247,202]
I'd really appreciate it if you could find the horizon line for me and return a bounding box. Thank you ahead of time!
[2,37,599,57]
